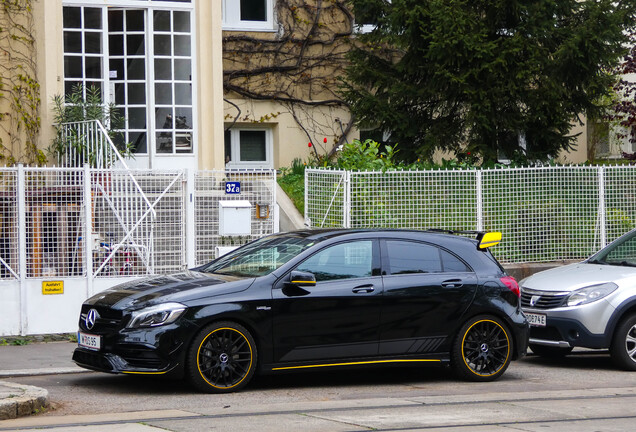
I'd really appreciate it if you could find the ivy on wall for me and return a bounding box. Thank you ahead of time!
[223,0,355,160]
[0,0,44,166]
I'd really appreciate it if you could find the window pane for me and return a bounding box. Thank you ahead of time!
[174,59,191,80]
[175,108,192,129]
[441,250,470,272]
[84,32,102,54]
[126,10,145,32]
[85,56,102,78]
[128,83,146,104]
[386,241,442,274]
[127,34,145,56]
[154,10,171,31]
[175,83,192,104]
[297,241,373,281]
[174,11,191,32]
[64,56,83,78]
[156,108,173,129]
[128,132,147,153]
[114,83,125,104]
[64,32,82,54]
[109,35,124,56]
[109,58,124,80]
[156,131,173,153]
[155,83,172,104]
[174,35,190,56]
[224,130,232,163]
[241,0,266,21]
[128,107,146,129]
[239,130,266,161]
[63,7,81,29]
[127,58,145,80]
[155,59,172,80]
[108,10,123,32]
[84,8,102,29]
[155,34,172,56]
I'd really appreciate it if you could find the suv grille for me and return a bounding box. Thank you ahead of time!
[520,289,569,309]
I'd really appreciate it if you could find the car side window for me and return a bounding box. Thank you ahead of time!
[296,241,373,282]
[385,240,471,274]
[386,240,441,274]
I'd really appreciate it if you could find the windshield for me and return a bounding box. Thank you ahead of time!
[590,230,636,267]
[200,235,318,277]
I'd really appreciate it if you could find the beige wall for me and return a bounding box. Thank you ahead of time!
[223,98,356,167]
[556,121,588,164]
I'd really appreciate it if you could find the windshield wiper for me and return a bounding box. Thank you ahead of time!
[587,259,608,265]
[605,260,636,267]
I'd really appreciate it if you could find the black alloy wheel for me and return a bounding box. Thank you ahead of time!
[451,315,512,381]
[187,321,257,393]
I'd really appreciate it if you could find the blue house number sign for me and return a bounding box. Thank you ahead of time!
[225,181,241,194]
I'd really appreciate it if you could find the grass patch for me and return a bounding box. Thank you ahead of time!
[278,173,305,215]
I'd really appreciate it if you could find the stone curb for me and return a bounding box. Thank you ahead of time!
[0,382,49,420]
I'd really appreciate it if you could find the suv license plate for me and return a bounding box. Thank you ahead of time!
[525,312,546,327]
[78,332,101,351]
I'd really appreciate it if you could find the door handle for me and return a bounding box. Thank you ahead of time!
[352,284,374,294]
[441,279,463,288]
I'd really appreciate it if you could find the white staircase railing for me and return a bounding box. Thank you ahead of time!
[56,120,129,169]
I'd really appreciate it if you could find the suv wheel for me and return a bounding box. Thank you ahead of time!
[610,314,636,371]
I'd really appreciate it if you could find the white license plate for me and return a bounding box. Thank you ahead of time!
[525,312,546,327]
[78,332,101,351]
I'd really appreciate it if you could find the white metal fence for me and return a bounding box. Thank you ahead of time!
[56,120,130,169]
[0,166,277,336]
[305,166,636,264]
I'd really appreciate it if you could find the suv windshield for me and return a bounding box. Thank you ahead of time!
[591,230,636,267]
[200,235,317,277]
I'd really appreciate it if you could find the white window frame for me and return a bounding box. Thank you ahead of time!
[222,0,275,31]
[225,127,273,169]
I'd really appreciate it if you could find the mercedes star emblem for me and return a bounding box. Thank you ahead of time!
[85,309,99,330]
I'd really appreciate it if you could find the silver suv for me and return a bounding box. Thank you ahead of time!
[520,228,636,370]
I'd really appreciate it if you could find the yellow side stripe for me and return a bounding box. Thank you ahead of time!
[272,359,441,371]
[122,370,168,375]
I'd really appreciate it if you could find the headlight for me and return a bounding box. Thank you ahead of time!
[566,283,618,307]
[127,303,187,328]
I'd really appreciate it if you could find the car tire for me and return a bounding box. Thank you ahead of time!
[610,314,636,371]
[187,321,257,393]
[451,315,512,381]
[529,344,573,358]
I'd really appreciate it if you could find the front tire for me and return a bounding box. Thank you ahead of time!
[451,315,512,381]
[610,314,636,371]
[187,321,257,393]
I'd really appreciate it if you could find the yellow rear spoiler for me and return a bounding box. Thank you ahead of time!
[477,232,502,250]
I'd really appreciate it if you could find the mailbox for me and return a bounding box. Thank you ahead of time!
[219,200,252,236]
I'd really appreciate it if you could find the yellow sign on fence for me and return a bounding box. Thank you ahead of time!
[42,281,64,295]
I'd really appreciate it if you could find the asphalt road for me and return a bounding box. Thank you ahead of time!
[3,349,636,431]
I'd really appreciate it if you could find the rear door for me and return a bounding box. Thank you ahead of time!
[378,239,478,355]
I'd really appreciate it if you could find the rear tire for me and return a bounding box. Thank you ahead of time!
[529,344,573,358]
[187,321,257,393]
[451,315,512,381]
[610,314,636,371]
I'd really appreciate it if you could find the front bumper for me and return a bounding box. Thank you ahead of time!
[73,343,181,375]
[525,316,611,349]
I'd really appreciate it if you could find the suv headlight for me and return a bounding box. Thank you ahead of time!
[566,283,618,307]
[127,303,187,328]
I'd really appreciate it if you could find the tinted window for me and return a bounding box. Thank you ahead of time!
[386,240,441,274]
[297,241,373,281]
[441,250,470,272]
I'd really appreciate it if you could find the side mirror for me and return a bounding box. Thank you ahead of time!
[289,270,316,287]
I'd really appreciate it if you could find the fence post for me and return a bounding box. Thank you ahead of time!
[17,164,27,335]
[344,171,351,228]
[476,170,483,231]
[185,169,196,269]
[598,166,606,248]
[83,164,94,298]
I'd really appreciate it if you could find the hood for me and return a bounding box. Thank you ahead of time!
[521,262,636,293]
[85,270,254,310]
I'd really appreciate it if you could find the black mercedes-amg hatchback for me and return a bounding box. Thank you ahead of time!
[73,229,528,393]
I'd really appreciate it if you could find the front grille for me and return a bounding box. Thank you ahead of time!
[79,305,124,333]
[521,289,568,310]
[73,349,115,372]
